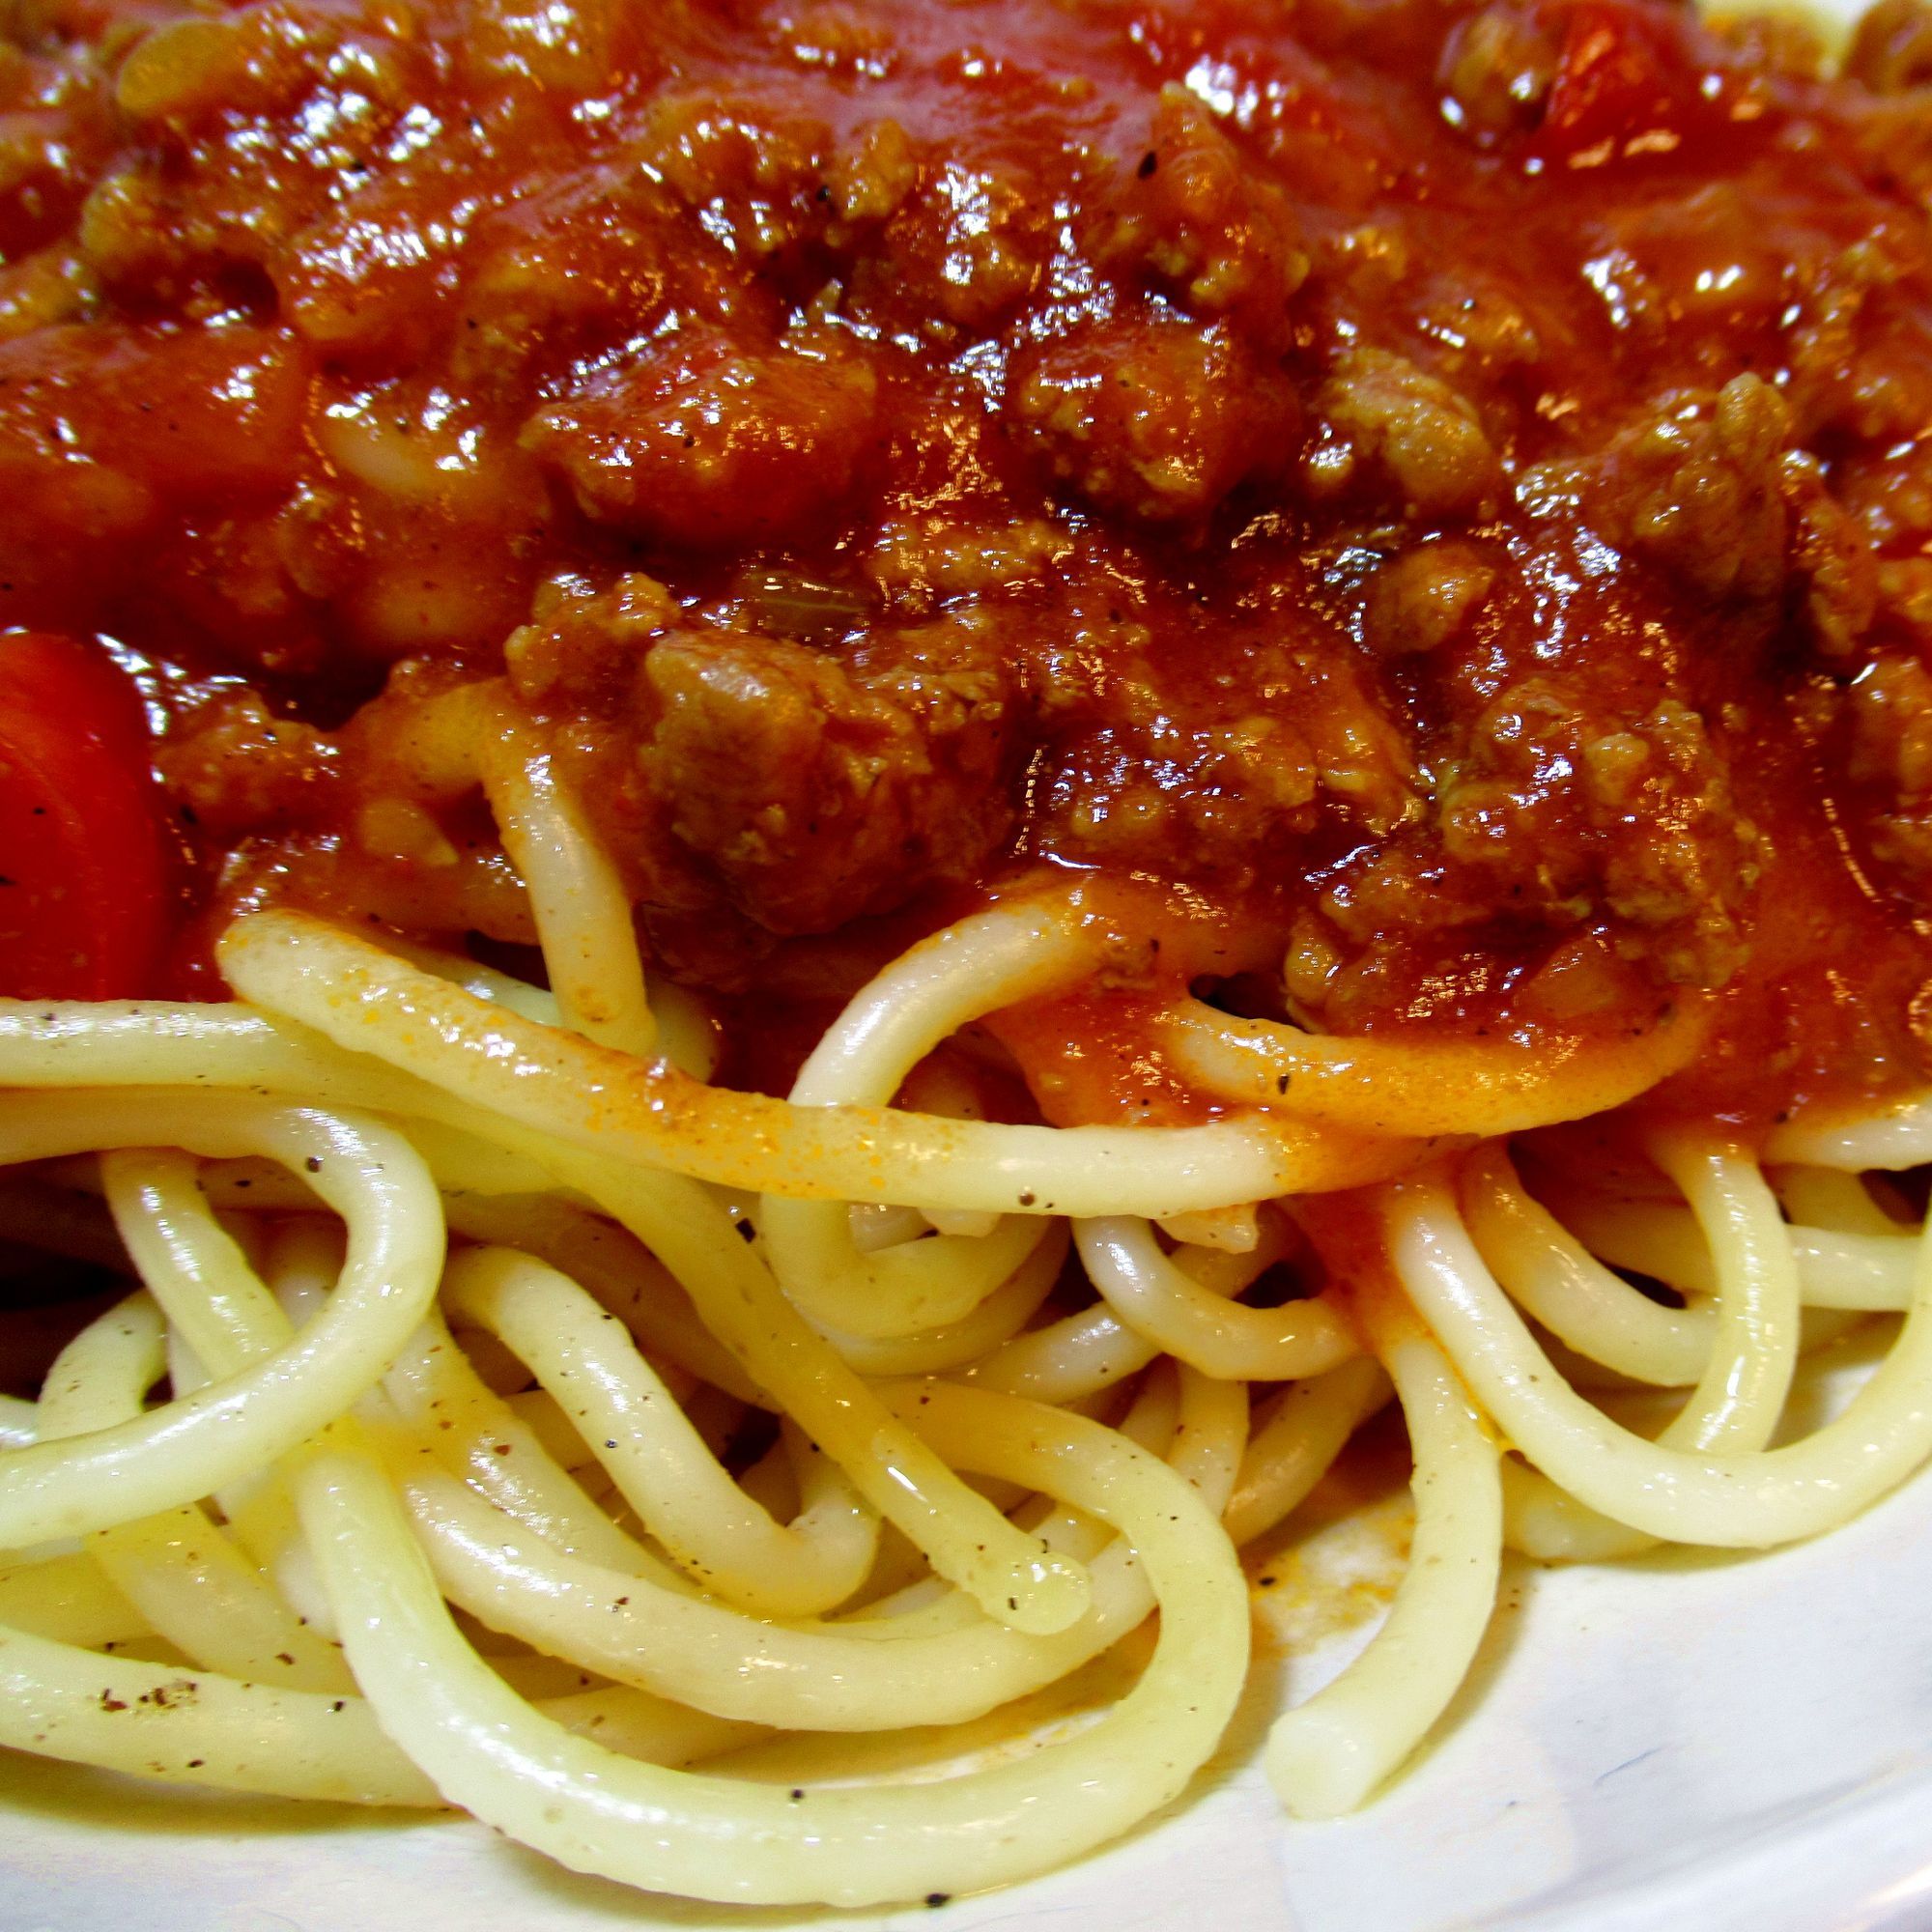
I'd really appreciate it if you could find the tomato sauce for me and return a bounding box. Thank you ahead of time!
[4,0,1932,1127]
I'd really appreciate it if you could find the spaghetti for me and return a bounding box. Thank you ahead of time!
[4,0,1932,1911]
[2,787,1930,1903]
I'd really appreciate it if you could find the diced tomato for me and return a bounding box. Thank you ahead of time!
[0,632,176,1000]
[1538,2,1686,162]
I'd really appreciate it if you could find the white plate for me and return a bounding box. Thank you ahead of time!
[5,0,1916,1919]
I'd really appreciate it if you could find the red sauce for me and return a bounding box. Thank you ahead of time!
[4,0,1932,1128]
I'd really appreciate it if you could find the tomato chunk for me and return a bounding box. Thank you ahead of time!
[1538,1,1686,162]
[0,633,175,999]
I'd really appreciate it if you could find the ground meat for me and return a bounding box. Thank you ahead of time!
[866,515,1073,613]
[1708,7,1827,77]
[1523,374,1793,605]
[450,195,669,399]
[1782,454,1879,662]
[633,88,831,264]
[1558,369,1883,668]
[1363,540,1498,657]
[1436,2,1558,139]
[503,573,682,710]
[1619,376,1792,602]
[768,1,899,79]
[1414,271,1544,384]
[153,689,338,835]
[525,332,881,548]
[1839,433,1932,554]
[848,146,1053,331]
[1007,314,1297,524]
[632,618,1019,934]
[1106,85,1309,346]
[460,0,647,96]
[1036,712,1320,875]
[1435,687,1759,985]
[1307,348,1501,519]
[1847,648,1932,880]
[1878,557,1932,640]
[0,245,94,341]
[1031,639,1415,879]
[78,0,435,318]
[13,0,1932,1088]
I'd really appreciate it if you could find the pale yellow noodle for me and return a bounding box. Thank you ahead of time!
[295,1378,1250,1908]
[1644,1136,1802,1453]
[38,1271,346,1690]
[1,786,1922,1915]
[477,716,657,1059]
[1388,1167,1932,1547]
[445,1191,759,1403]
[1165,994,1709,1137]
[0,1094,441,1547]
[811,1221,1067,1378]
[535,1143,1093,1637]
[761,901,1089,1338]
[1224,1357,1393,1549]
[541,1682,765,1767]
[1168,1363,1250,1514]
[1462,1144,1713,1386]
[0,1619,440,1805]
[1766,1091,1932,1172]
[99,1150,291,1383]
[0,1549,145,1648]
[389,1461,1149,1732]
[971,1297,1160,1404]
[973,1225,1293,1405]
[1075,1214,1356,1381]
[1265,1329,1502,1819]
[1550,1184,1917,1314]
[382,1309,672,1575]
[442,1245,878,1618]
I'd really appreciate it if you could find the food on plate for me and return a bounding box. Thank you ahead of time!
[3,0,1932,1907]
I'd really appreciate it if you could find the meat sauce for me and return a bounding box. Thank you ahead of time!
[5,0,1932,1131]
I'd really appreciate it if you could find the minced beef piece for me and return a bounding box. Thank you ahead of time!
[1106,85,1310,347]
[1847,648,1932,881]
[1363,542,1498,658]
[1783,454,1880,661]
[153,690,338,836]
[525,332,882,549]
[631,618,1020,935]
[1437,4,1559,138]
[1434,689,1758,987]
[1007,315,1297,524]
[1308,349,1501,519]
[1520,375,1795,605]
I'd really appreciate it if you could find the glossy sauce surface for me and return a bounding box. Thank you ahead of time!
[5,0,1932,1127]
